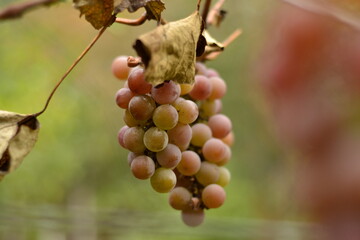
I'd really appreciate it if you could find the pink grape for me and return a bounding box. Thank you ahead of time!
[191,123,212,147]
[130,155,155,180]
[208,76,227,100]
[176,100,199,124]
[128,68,152,94]
[169,187,192,210]
[151,81,180,104]
[202,184,226,208]
[177,151,201,176]
[208,114,232,139]
[195,161,220,186]
[189,75,212,100]
[112,56,131,80]
[123,127,146,154]
[181,209,205,227]
[167,123,192,151]
[128,95,156,122]
[202,138,227,163]
[115,87,135,109]
[117,125,129,148]
[156,144,182,169]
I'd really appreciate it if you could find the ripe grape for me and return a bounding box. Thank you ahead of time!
[151,80,180,104]
[117,125,129,148]
[130,155,156,180]
[115,87,134,109]
[216,166,231,187]
[208,114,232,139]
[150,167,177,193]
[202,184,226,208]
[123,127,146,154]
[167,123,192,151]
[176,100,199,124]
[180,83,194,95]
[181,209,205,227]
[123,109,145,127]
[128,68,152,94]
[191,123,212,147]
[112,56,131,80]
[189,75,212,100]
[156,144,182,169]
[128,95,156,122]
[208,76,227,100]
[177,151,201,176]
[202,138,227,163]
[153,104,179,130]
[169,187,192,210]
[195,161,220,186]
[143,127,168,152]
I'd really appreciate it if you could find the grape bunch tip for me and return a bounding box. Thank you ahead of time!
[113,56,233,227]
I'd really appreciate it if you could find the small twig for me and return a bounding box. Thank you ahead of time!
[205,29,242,60]
[127,56,142,68]
[206,0,226,26]
[33,15,115,117]
[115,12,148,26]
[197,0,202,11]
[0,0,61,21]
[202,0,212,28]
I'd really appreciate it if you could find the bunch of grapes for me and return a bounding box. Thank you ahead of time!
[112,56,233,226]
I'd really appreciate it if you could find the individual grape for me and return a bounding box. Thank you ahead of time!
[177,151,201,176]
[202,138,227,163]
[168,187,192,210]
[117,125,129,148]
[115,88,135,109]
[191,123,212,147]
[216,167,231,187]
[150,167,177,193]
[128,95,156,122]
[181,209,205,227]
[127,152,140,166]
[222,131,235,146]
[156,144,182,169]
[151,81,180,104]
[143,127,168,152]
[208,114,232,139]
[195,62,207,75]
[208,76,227,100]
[202,184,226,208]
[216,145,232,166]
[127,68,152,94]
[180,83,194,95]
[177,100,199,124]
[171,97,185,108]
[189,75,212,100]
[123,109,145,127]
[153,104,179,130]
[195,161,220,186]
[123,127,146,154]
[199,100,217,118]
[112,56,131,80]
[214,99,222,114]
[130,155,155,180]
[167,123,192,151]
[205,68,219,78]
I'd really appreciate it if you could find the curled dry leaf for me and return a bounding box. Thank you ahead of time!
[202,30,224,55]
[73,0,114,29]
[133,11,205,86]
[0,111,40,180]
[115,0,165,21]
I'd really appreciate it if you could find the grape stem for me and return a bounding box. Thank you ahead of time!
[202,0,212,28]
[206,0,226,26]
[115,12,148,26]
[0,0,61,21]
[32,15,116,118]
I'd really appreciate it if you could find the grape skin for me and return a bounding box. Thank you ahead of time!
[195,161,220,186]
[202,138,227,163]
[168,187,192,210]
[115,88,134,109]
[153,104,179,130]
[112,56,130,80]
[150,167,177,193]
[143,127,169,152]
[151,81,180,104]
[128,95,156,122]
[130,155,155,180]
[123,127,146,154]
[127,68,152,94]
[181,209,205,227]
[216,167,231,187]
[167,123,192,151]
[208,114,232,139]
[191,123,212,147]
[176,100,199,124]
[189,75,212,100]
[156,144,182,169]
[202,184,226,208]
[177,151,201,176]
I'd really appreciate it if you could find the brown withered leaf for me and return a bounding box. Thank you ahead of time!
[0,111,40,180]
[73,0,114,29]
[202,30,224,55]
[133,11,205,86]
[115,0,165,20]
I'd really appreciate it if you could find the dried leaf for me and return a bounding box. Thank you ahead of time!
[73,0,114,29]
[202,30,224,55]
[0,111,40,180]
[133,11,204,86]
[115,0,165,21]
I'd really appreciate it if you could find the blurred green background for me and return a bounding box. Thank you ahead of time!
[0,0,303,239]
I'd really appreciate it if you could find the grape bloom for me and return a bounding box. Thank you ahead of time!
[113,56,233,226]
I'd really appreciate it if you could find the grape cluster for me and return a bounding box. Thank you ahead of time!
[112,56,233,226]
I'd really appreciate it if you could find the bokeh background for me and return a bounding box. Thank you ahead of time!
[1,0,351,239]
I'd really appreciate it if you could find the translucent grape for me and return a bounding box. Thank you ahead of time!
[177,100,199,124]
[128,95,156,122]
[195,161,220,186]
[208,114,232,139]
[191,123,212,147]
[202,138,227,163]
[151,81,180,104]
[156,144,182,169]
[143,127,168,152]
[115,88,135,109]
[128,68,152,94]
[130,155,155,180]
[199,100,217,118]
[202,184,226,208]
[216,144,232,166]
[177,151,201,176]
[117,125,129,148]
[150,167,177,193]
[181,209,205,227]
[180,83,194,95]
[123,127,146,154]
[208,76,227,100]
[112,56,130,80]
[153,104,179,130]
[216,167,231,187]
[168,187,192,210]
[189,75,212,100]
[167,123,192,151]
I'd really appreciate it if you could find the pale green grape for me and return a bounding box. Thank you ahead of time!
[150,167,177,193]
[143,127,168,152]
[153,104,179,130]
